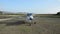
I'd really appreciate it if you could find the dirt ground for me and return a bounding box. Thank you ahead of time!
[0,15,60,34]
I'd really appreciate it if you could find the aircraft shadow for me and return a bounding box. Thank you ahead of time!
[6,20,25,26]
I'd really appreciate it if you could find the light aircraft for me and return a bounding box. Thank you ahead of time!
[25,13,36,26]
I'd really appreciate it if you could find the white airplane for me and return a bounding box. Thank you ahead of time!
[25,13,36,26]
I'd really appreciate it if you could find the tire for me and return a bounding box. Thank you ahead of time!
[34,22,36,24]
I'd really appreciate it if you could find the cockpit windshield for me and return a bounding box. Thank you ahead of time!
[27,13,32,16]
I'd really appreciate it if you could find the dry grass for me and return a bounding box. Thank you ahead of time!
[0,14,60,34]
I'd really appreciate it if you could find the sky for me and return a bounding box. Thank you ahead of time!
[0,0,60,14]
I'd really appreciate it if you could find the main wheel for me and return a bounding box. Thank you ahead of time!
[34,22,36,24]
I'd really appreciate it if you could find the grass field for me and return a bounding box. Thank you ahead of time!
[0,14,60,34]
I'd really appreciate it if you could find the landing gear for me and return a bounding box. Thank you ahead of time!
[25,19,36,26]
[34,22,36,24]
[28,22,36,26]
[28,23,31,26]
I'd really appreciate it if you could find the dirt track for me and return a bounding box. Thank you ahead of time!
[0,17,60,34]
